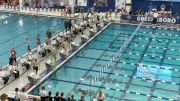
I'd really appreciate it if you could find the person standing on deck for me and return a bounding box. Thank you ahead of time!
[18,88,29,101]
[46,29,52,39]
[36,34,41,46]
[11,48,17,66]
[45,36,50,45]
[40,86,47,101]
[32,59,39,74]
[96,90,105,101]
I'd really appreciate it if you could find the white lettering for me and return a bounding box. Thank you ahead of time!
[158,18,162,23]
[137,16,141,21]
[136,16,176,24]
[167,18,171,23]
[172,18,176,23]
[163,18,167,23]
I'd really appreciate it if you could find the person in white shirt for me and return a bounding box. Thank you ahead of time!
[27,53,33,61]
[83,20,87,27]
[20,58,24,65]
[40,86,47,101]
[18,88,29,101]
[20,58,31,70]
[14,88,20,101]
[51,39,57,47]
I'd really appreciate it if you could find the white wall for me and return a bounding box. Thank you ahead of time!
[126,0,132,4]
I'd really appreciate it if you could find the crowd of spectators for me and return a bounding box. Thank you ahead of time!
[126,8,180,19]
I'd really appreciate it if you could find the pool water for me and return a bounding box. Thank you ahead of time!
[31,23,180,101]
[0,12,65,66]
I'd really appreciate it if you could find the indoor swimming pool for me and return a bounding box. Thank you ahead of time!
[0,12,65,67]
[30,23,180,101]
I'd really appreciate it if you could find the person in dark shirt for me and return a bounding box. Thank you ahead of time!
[54,92,60,101]
[67,97,71,101]
[60,92,66,101]
[47,91,53,101]
[73,29,78,35]
[9,56,13,65]
[64,20,68,32]
[27,43,31,52]
[68,20,72,31]
[71,95,76,101]
[78,96,84,101]
[46,29,52,39]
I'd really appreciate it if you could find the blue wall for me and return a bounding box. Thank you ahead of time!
[75,0,116,12]
[132,0,180,15]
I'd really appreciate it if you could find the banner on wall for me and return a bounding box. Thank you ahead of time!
[77,0,87,6]
[115,0,126,9]
[121,14,180,24]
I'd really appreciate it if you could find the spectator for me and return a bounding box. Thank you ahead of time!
[47,91,53,101]
[67,97,71,101]
[54,92,60,101]
[40,86,47,101]
[78,96,84,101]
[60,92,66,101]
[71,95,76,101]
[0,93,8,101]
[97,90,105,101]
[14,88,20,101]
[18,88,29,101]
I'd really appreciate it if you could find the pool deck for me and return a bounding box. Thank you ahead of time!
[0,29,91,97]
[0,7,112,99]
